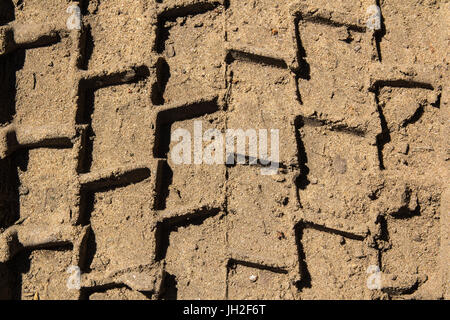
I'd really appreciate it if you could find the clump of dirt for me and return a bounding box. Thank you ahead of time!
[0,0,448,300]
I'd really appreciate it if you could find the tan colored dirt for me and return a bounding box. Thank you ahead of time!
[0,0,448,300]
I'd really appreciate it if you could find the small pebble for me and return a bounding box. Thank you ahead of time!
[19,185,29,196]
[366,5,381,31]
[166,45,176,58]
[66,4,82,30]
[398,143,409,155]
[249,275,258,282]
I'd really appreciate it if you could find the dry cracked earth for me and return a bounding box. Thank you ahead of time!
[0,0,448,300]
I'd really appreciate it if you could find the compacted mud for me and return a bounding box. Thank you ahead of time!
[0,0,448,300]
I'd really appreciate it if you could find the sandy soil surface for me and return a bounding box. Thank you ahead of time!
[0,0,448,300]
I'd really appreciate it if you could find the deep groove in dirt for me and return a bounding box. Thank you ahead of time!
[293,224,312,291]
[375,103,391,170]
[0,158,19,229]
[226,50,288,69]
[227,259,288,275]
[154,207,222,261]
[79,283,131,300]
[154,160,172,211]
[374,0,386,62]
[151,57,171,106]
[302,16,365,33]
[76,126,92,174]
[81,168,151,191]
[371,80,434,92]
[303,222,365,241]
[79,24,94,71]
[159,272,178,300]
[402,105,425,128]
[0,1,15,25]
[78,167,151,226]
[78,190,95,226]
[155,1,220,53]
[0,51,24,124]
[302,117,366,137]
[153,98,220,158]
[294,117,310,198]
